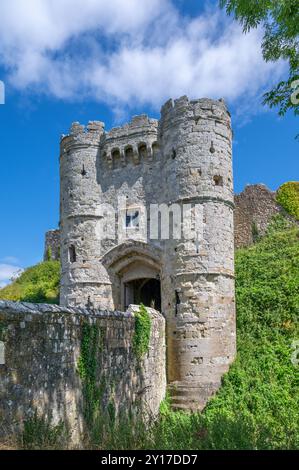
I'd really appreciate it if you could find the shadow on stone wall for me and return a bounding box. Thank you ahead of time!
[0,301,166,448]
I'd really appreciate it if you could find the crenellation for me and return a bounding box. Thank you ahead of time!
[60,121,105,156]
[99,115,159,170]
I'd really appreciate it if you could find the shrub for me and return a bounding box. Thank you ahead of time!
[276,182,299,220]
[21,412,68,450]
[132,304,151,359]
[0,260,60,304]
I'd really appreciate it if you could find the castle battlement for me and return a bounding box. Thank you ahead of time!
[60,121,105,154]
[100,114,159,169]
[105,114,158,139]
[60,97,231,172]
[159,96,230,131]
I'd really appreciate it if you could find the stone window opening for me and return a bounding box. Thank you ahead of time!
[81,164,87,176]
[210,141,216,154]
[138,143,147,160]
[112,148,121,169]
[86,296,94,309]
[152,142,159,160]
[69,245,76,263]
[124,146,135,166]
[213,175,223,187]
[125,209,140,229]
[175,289,181,316]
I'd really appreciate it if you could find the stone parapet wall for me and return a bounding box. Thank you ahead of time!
[0,301,166,447]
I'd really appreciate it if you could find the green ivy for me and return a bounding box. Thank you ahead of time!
[132,304,151,360]
[276,182,299,220]
[266,214,294,236]
[77,322,104,427]
[46,247,52,261]
[251,222,260,243]
[0,322,8,342]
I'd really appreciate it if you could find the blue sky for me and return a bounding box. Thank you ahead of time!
[0,0,298,284]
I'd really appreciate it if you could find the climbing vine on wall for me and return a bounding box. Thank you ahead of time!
[132,304,151,360]
[251,222,260,243]
[77,321,105,426]
[0,321,8,342]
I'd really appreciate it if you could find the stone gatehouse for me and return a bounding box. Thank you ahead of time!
[59,95,236,410]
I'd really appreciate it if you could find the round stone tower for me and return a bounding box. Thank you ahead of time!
[60,121,114,309]
[159,96,236,410]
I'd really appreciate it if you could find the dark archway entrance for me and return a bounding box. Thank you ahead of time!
[124,278,161,311]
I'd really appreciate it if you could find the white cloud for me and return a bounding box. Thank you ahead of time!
[0,0,286,114]
[0,263,23,287]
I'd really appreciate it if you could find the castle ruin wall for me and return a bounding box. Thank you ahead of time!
[0,300,166,447]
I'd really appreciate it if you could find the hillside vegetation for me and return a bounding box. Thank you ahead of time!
[196,219,299,450]
[92,218,299,450]
[0,260,60,304]
[276,182,299,220]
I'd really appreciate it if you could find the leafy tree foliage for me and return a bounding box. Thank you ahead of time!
[276,181,299,220]
[220,0,299,118]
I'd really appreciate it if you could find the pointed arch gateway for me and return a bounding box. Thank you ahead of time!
[101,241,163,312]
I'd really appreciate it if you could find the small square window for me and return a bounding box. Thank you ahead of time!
[213,175,223,187]
[125,209,140,228]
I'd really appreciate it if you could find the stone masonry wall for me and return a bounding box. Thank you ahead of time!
[0,301,166,447]
[234,184,282,248]
[44,229,60,261]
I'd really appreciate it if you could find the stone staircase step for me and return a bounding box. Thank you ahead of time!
[168,381,220,411]
[171,402,203,411]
